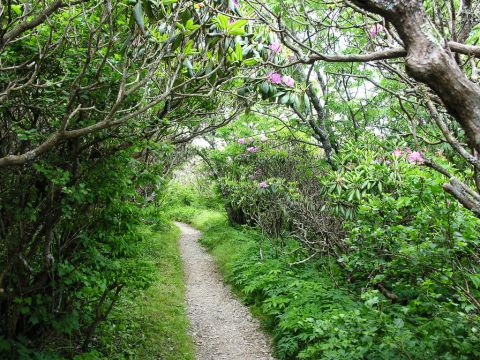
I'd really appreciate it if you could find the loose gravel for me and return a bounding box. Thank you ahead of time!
[175,222,275,360]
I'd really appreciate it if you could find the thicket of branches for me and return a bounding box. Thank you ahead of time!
[1,0,480,358]
[0,0,250,355]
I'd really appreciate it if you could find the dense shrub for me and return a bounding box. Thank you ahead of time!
[186,210,480,360]
[0,151,164,358]
[181,120,480,359]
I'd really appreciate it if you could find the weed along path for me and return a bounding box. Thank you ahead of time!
[175,222,275,360]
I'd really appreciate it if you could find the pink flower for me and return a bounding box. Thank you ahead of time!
[282,75,295,87]
[267,72,281,84]
[405,147,412,154]
[249,175,256,180]
[238,138,246,144]
[385,160,391,165]
[392,148,403,157]
[228,18,236,25]
[369,24,384,37]
[258,181,268,188]
[248,137,254,144]
[269,42,282,54]
[246,146,259,153]
[408,151,424,164]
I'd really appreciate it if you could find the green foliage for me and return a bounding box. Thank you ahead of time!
[93,225,194,360]
[0,149,170,357]
[186,209,480,360]
[183,122,480,359]
[2,0,480,357]
[1,0,256,352]
[162,178,224,222]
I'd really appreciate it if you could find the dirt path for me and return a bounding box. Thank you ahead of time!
[175,222,275,360]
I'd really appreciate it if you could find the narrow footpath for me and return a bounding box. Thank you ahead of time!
[175,222,275,360]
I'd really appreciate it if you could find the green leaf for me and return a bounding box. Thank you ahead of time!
[243,58,257,66]
[171,33,183,51]
[235,42,243,61]
[469,274,480,288]
[280,93,290,104]
[303,93,311,113]
[355,189,361,201]
[260,82,270,95]
[348,190,355,202]
[227,20,247,35]
[133,1,145,32]
[214,14,230,30]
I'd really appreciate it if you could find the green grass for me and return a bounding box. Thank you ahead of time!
[188,210,254,278]
[92,224,195,360]
[134,225,194,360]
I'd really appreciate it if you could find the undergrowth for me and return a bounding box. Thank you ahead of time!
[173,208,480,360]
[79,224,195,360]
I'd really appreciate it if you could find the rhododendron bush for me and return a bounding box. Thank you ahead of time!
[1,0,480,358]
[195,116,480,358]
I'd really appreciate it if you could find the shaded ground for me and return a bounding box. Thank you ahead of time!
[175,222,275,360]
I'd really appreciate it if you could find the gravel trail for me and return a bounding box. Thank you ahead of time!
[175,222,275,360]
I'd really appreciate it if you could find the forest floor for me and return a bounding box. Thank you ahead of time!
[175,222,275,360]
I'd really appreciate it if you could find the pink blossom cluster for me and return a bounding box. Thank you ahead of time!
[267,72,295,87]
[392,148,403,157]
[237,136,266,155]
[267,71,281,84]
[269,42,282,54]
[237,137,255,145]
[258,181,268,188]
[408,151,424,164]
[369,23,384,37]
[391,147,425,164]
[282,75,295,87]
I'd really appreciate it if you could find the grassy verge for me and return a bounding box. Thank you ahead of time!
[188,209,254,279]
[91,224,194,360]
